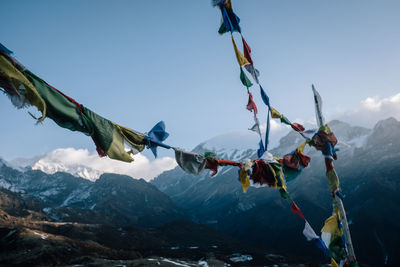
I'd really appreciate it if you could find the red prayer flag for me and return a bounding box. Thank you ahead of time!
[246,92,258,115]
[291,201,306,220]
[290,122,305,132]
[297,151,311,167]
[324,157,334,172]
[241,36,253,65]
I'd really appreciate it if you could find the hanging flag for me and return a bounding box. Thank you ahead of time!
[291,122,305,132]
[240,67,253,88]
[303,221,319,241]
[257,139,265,158]
[241,36,253,65]
[259,85,270,152]
[146,121,171,158]
[0,56,46,121]
[246,92,258,114]
[239,168,250,193]
[249,123,261,135]
[23,69,147,162]
[232,36,250,66]
[259,85,269,106]
[174,148,206,175]
[326,169,340,192]
[312,84,325,128]
[270,107,282,119]
[81,107,146,162]
[222,1,241,33]
[291,201,306,220]
[280,115,291,125]
[22,70,89,131]
[219,4,233,33]
[244,64,259,84]
[331,258,339,267]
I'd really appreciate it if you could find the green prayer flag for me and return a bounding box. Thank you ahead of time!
[279,188,291,200]
[218,21,227,35]
[240,67,253,88]
[23,70,91,134]
[204,151,217,158]
[81,107,145,162]
[280,115,291,125]
[23,69,145,163]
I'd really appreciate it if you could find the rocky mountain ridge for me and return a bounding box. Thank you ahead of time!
[152,118,400,266]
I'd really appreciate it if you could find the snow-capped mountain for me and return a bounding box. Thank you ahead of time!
[5,148,177,182]
[152,118,400,265]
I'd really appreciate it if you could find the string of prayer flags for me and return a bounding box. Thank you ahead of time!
[311,86,357,264]
[0,45,169,163]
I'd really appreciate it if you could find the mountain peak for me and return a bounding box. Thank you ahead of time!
[373,117,399,130]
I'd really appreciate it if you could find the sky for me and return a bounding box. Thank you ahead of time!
[1,0,400,176]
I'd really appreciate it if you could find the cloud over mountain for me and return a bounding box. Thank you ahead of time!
[30,148,177,181]
[334,93,400,127]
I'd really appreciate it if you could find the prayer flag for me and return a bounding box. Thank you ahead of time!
[232,36,250,66]
[241,36,253,65]
[303,221,319,241]
[174,148,206,175]
[240,67,253,88]
[312,84,325,127]
[270,107,282,119]
[246,92,258,114]
[0,56,46,121]
[291,201,306,220]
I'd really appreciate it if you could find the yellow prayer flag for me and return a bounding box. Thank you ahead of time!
[270,107,282,119]
[231,35,250,66]
[0,55,46,121]
[321,216,339,234]
[240,168,250,193]
[297,142,307,153]
[326,169,340,192]
[331,258,339,267]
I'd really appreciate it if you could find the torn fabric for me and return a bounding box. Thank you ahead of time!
[0,55,46,121]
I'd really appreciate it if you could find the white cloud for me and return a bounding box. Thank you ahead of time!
[333,93,400,127]
[31,148,177,182]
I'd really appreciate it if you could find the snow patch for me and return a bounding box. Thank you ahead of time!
[229,253,253,262]
[32,231,48,240]
[161,258,191,267]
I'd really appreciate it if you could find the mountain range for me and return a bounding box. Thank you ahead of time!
[1,118,399,266]
[152,118,400,266]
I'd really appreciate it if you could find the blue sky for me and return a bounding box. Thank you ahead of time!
[1,0,400,160]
